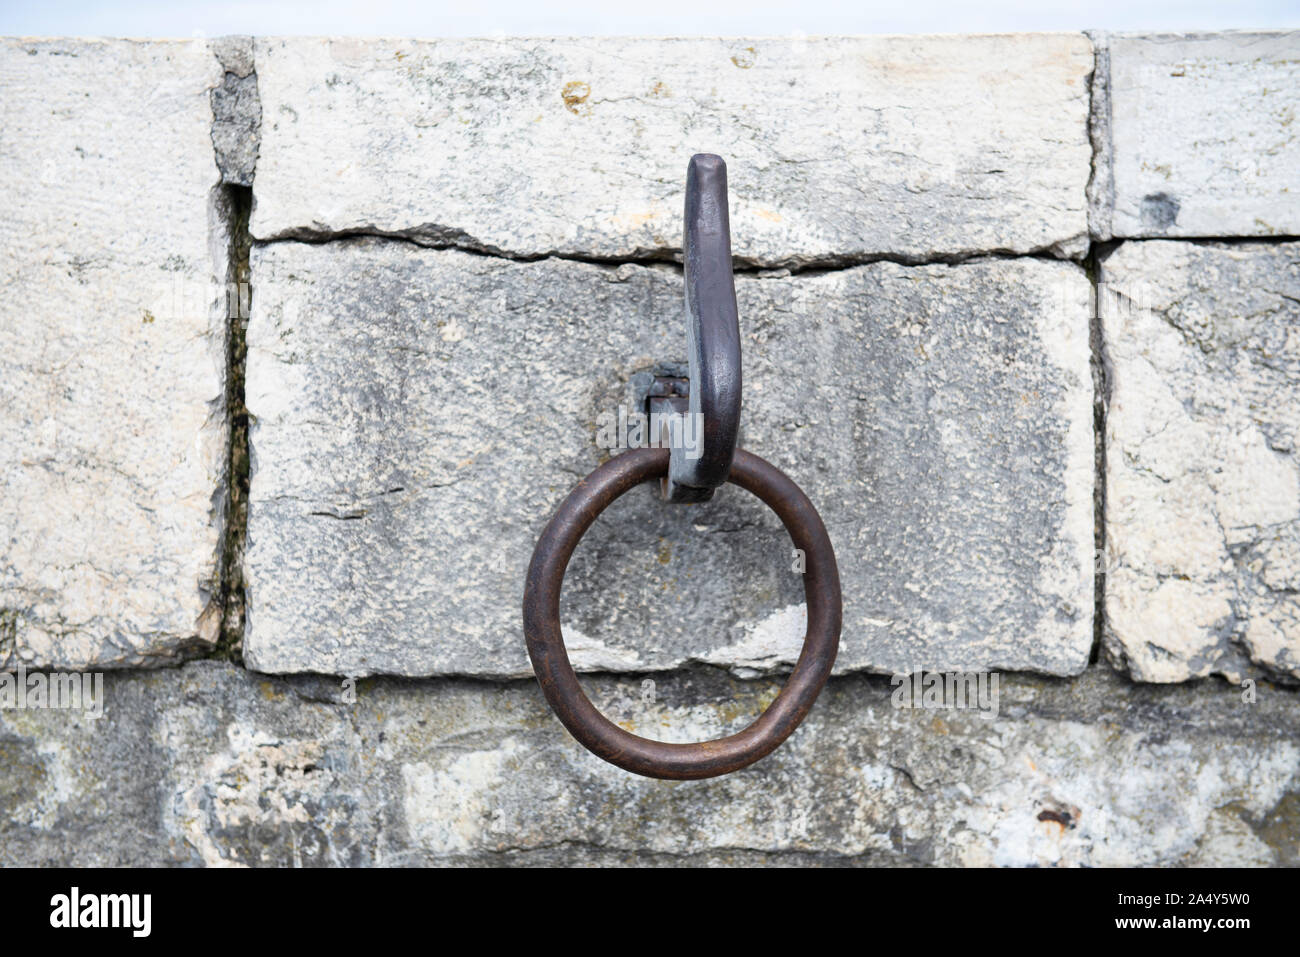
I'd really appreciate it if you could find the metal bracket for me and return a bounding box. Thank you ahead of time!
[646,372,690,422]
[645,371,690,500]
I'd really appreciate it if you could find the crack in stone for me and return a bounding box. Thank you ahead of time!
[1088,243,1112,666]
[208,184,252,666]
[254,224,1089,276]
[206,37,259,666]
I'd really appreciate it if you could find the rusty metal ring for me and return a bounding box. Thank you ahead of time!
[523,446,841,780]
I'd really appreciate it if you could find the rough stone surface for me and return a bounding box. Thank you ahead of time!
[1,661,1297,866]
[1093,31,1300,240]
[0,40,229,668]
[211,35,261,187]
[1101,240,1300,682]
[249,35,1093,265]
[245,241,1092,677]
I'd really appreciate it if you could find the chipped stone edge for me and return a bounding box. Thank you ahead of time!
[210,35,262,188]
[1085,30,1114,243]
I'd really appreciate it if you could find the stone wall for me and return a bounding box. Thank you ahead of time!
[1,31,1297,866]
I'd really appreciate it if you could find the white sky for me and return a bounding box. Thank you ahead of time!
[3,0,1299,37]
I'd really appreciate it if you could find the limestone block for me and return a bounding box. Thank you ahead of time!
[244,241,1092,677]
[0,39,229,668]
[1101,240,1300,681]
[1093,31,1300,239]
[251,35,1093,264]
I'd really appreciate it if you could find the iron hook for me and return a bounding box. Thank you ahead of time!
[663,153,742,503]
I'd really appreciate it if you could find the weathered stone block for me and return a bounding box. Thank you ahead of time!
[245,241,1092,677]
[250,35,1093,264]
[0,40,229,668]
[1092,31,1300,239]
[1,662,1296,866]
[1101,240,1300,682]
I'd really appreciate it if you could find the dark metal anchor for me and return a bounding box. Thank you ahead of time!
[659,153,742,503]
